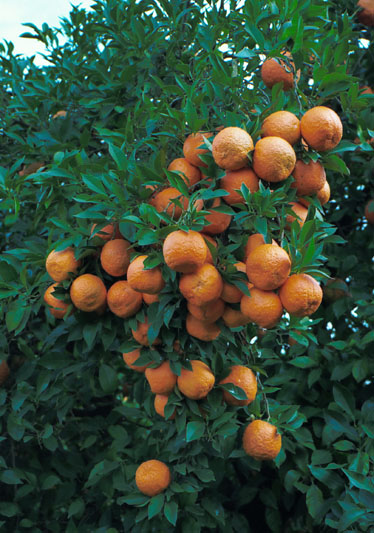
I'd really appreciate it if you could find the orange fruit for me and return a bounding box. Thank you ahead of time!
[300,106,343,151]
[202,198,232,235]
[286,202,308,228]
[243,420,282,460]
[360,85,374,95]
[240,287,283,328]
[183,132,214,167]
[163,230,207,273]
[145,361,177,394]
[123,349,150,372]
[131,318,161,346]
[222,306,251,328]
[291,159,326,196]
[18,161,45,177]
[179,263,223,306]
[154,394,176,419]
[261,51,300,91]
[357,0,374,26]
[299,180,331,207]
[323,278,349,303]
[244,234,277,261]
[200,234,217,264]
[220,168,259,205]
[70,274,107,312]
[100,239,131,277]
[135,460,171,496]
[107,280,142,318]
[246,244,291,291]
[212,127,254,170]
[0,360,10,386]
[143,293,159,305]
[253,137,296,183]
[186,313,221,341]
[279,273,323,317]
[261,110,301,146]
[52,110,67,119]
[187,298,225,323]
[44,283,70,319]
[90,222,122,241]
[168,158,201,187]
[46,247,81,282]
[177,360,215,399]
[219,365,257,406]
[221,262,247,304]
[127,255,165,295]
[150,187,188,219]
[365,199,374,224]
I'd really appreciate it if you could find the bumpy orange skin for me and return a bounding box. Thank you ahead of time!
[107,280,142,318]
[301,106,343,151]
[261,52,300,91]
[44,283,70,319]
[279,273,323,317]
[142,293,159,305]
[187,298,225,323]
[202,198,232,235]
[299,181,331,207]
[0,360,10,386]
[70,274,107,312]
[244,234,277,261]
[243,420,282,460]
[154,394,176,419]
[246,244,291,291]
[123,349,150,372]
[286,202,308,228]
[186,313,221,341]
[150,187,188,219]
[357,0,374,26]
[179,263,223,306]
[127,255,165,295]
[135,460,171,497]
[221,262,247,304]
[183,132,214,167]
[261,110,301,145]
[291,160,326,196]
[145,361,177,394]
[46,247,81,282]
[177,360,215,399]
[221,168,259,205]
[168,158,201,187]
[132,318,161,346]
[90,223,122,242]
[212,127,254,170]
[163,230,207,273]
[222,306,251,328]
[100,239,131,277]
[200,234,217,264]
[253,136,296,183]
[240,287,283,328]
[219,365,257,406]
[364,199,374,224]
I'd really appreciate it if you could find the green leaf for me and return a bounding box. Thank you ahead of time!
[99,364,118,393]
[306,484,324,522]
[186,421,205,442]
[219,383,248,400]
[148,493,164,520]
[0,469,23,485]
[289,356,316,368]
[68,499,85,518]
[164,500,178,526]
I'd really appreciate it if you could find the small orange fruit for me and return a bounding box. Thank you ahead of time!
[246,244,291,291]
[150,187,188,219]
[202,198,232,235]
[299,180,331,207]
[100,239,131,277]
[107,280,142,318]
[163,230,207,273]
[127,255,165,295]
[364,199,374,224]
[177,360,215,399]
[52,110,67,119]
[360,85,374,95]
[219,365,257,406]
[168,157,201,187]
[186,313,221,341]
[243,420,282,460]
[240,287,283,328]
[0,360,10,386]
[291,160,326,196]
[135,460,171,496]
[179,263,223,306]
[123,349,150,372]
[44,283,70,319]
[253,137,296,183]
[221,262,247,304]
[286,202,308,228]
[131,318,161,346]
[187,298,225,323]
[200,234,217,264]
[222,306,251,328]
[261,110,301,145]
[183,131,214,167]
[220,168,259,205]
[70,274,107,312]
[212,127,254,170]
[279,273,323,317]
[46,247,81,282]
[142,293,159,305]
[90,222,122,241]
[357,0,374,26]
[300,106,343,151]
[145,361,177,394]
[244,234,277,261]
[154,394,176,419]
[261,52,300,91]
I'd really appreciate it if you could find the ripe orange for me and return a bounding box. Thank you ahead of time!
[300,106,343,151]
[299,180,331,207]
[44,283,70,319]
[244,234,277,261]
[135,460,171,496]
[163,230,207,273]
[0,360,10,386]
[123,349,150,372]
[291,159,326,196]
[154,394,176,419]
[357,0,374,26]
[221,262,247,303]
[168,158,201,187]
[127,255,165,294]
[107,280,142,318]
[220,168,259,205]
[219,365,257,406]
[52,110,67,119]
[70,274,107,312]
[262,111,301,146]
[202,198,232,235]
[200,233,217,264]
[150,187,188,219]
[212,127,254,170]
[364,199,374,224]
[100,239,131,277]
[177,360,215,399]
[90,222,122,241]
[186,313,221,341]
[240,287,283,328]
[143,293,159,305]
[243,420,282,460]
[261,52,300,91]
[279,273,323,317]
[46,247,81,282]
[132,318,161,346]
[179,263,223,306]
[323,278,349,303]
[187,298,225,323]
[145,361,177,394]
[286,202,308,228]
[183,131,214,167]
[253,136,296,182]
[222,306,251,328]
[18,161,45,177]
[246,244,291,291]
[360,85,374,95]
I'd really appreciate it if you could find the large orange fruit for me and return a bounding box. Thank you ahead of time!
[202,198,232,235]
[90,222,122,241]
[291,159,326,196]
[107,280,142,318]
[154,394,176,419]
[187,298,225,323]
[132,318,161,346]
[253,136,296,182]
[122,349,150,372]
[150,187,188,219]
[220,168,259,205]
[179,263,223,306]
[177,360,215,399]
[163,230,207,273]
[357,0,374,26]
[145,361,177,394]
[261,52,300,90]
[183,131,214,167]
[44,283,70,319]
[70,274,107,312]
[364,199,374,224]
[279,273,323,317]
[222,306,250,328]
[46,247,81,282]
[100,239,131,277]
[240,287,283,328]
[127,255,165,294]
[246,244,291,291]
[221,262,247,304]
[243,420,282,460]
[300,106,343,151]
[261,110,301,145]
[135,460,171,496]
[212,127,254,170]
[219,365,257,406]
[168,157,201,187]
[186,313,221,341]
[286,202,308,228]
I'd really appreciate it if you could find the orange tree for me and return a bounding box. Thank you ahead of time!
[1,0,374,531]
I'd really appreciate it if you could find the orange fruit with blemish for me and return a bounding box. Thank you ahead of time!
[253,136,296,183]
[127,255,165,294]
[143,293,159,305]
[212,127,254,170]
[300,106,343,151]
[243,420,282,460]
[221,262,247,304]
[132,317,161,346]
[123,349,150,372]
[154,394,176,419]
[246,244,291,291]
[100,239,131,277]
[179,263,223,306]
[286,202,308,228]
[261,51,300,91]
[291,159,326,196]
[244,234,277,261]
[135,460,171,497]
[202,198,232,235]
[46,247,81,282]
[261,110,301,145]
[70,274,107,312]
[177,360,215,400]
[200,233,217,264]
[44,283,70,319]
[145,361,177,394]
[183,131,214,167]
[186,313,221,341]
[150,187,188,219]
[219,365,257,406]
[222,306,251,328]
[187,298,225,323]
